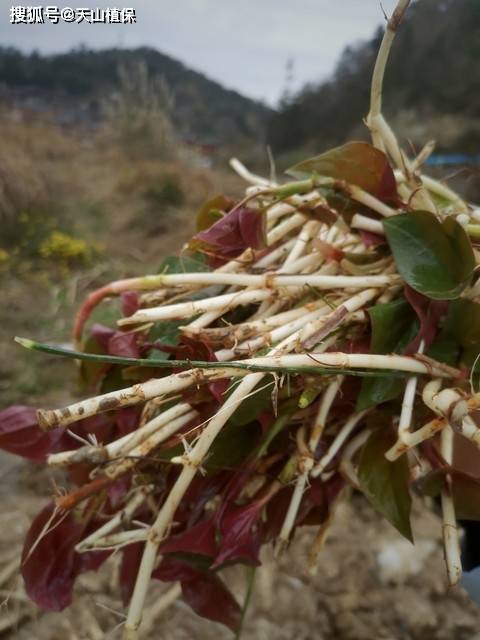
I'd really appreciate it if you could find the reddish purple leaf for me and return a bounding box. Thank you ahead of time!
[107,476,132,509]
[108,331,141,358]
[22,503,81,611]
[21,503,105,611]
[154,557,240,631]
[182,572,241,631]
[90,323,115,351]
[404,285,449,354]
[192,205,266,261]
[153,556,199,582]
[90,324,141,358]
[120,542,144,606]
[174,335,217,362]
[115,407,140,436]
[0,405,64,462]
[359,229,386,247]
[121,291,140,317]
[61,414,114,450]
[262,487,293,542]
[159,518,217,557]
[208,379,229,403]
[288,142,398,203]
[213,501,263,568]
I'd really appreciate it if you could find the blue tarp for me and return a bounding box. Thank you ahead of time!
[426,154,480,167]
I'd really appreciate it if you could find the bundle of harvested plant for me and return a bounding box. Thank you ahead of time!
[3,1,480,637]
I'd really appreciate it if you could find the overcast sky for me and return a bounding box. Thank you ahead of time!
[1,1,401,105]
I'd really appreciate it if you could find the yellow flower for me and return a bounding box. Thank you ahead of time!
[39,231,90,263]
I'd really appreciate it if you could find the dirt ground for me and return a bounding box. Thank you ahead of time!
[1,451,480,640]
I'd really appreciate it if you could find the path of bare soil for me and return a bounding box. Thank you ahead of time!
[1,454,480,640]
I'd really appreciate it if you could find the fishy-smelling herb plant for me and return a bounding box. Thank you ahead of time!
[3,1,480,637]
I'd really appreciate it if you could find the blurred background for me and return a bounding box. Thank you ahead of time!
[0,1,480,637]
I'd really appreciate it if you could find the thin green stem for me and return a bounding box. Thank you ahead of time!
[14,336,409,379]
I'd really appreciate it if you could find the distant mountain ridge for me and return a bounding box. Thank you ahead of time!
[268,0,480,155]
[0,46,272,144]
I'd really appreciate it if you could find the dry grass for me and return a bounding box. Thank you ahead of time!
[0,107,241,407]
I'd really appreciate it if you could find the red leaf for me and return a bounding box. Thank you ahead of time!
[288,142,398,203]
[182,572,241,631]
[154,557,241,631]
[115,407,140,436]
[121,291,140,317]
[404,285,449,353]
[174,335,217,362]
[90,324,141,358]
[90,323,115,351]
[359,229,386,247]
[21,503,84,611]
[107,476,132,508]
[192,205,266,261]
[62,414,114,449]
[208,379,229,403]
[0,405,64,462]
[119,542,144,606]
[21,503,111,611]
[213,501,263,568]
[108,331,141,358]
[159,518,217,557]
[312,238,345,262]
[153,556,199,582]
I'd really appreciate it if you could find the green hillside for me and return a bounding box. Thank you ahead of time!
[0,46,271,144]
[268,0,480,155]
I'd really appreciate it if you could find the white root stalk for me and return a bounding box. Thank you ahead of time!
[120,271,399,299]
[283,220,321,266]
[83,529,149,551]
[311,410,369,478]
[229,157,273,187]
[118,288,273,326]
[139,583,182,636]
[276,375,344,551]
[246,353,458,378]
[103,410,198,480]
[351,214,384,236]
[37,370,221,431]
[309,376,344,450]
[76,487,152,553]
[123,286,364,636]
[48,403,193,467]
[340,430,370,487]
[39,352,460,432]
[275,458,313,554]
[385,340,424,461]
[214,302,333,361]
[440,426,462,586]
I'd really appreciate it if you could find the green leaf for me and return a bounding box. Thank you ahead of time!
[425,299,480,370]
[254,402,297,459]
[229,382,273,427]
[383,211,475,299]
[158,252,210,275]
[358,423,413,541]
[443,299,480,351]
[147,320,183,360]
[453,473,480,520]
[204,421,259,474]
[287,141,397,201]
[415,468,480,521]
[357,299,418,410]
